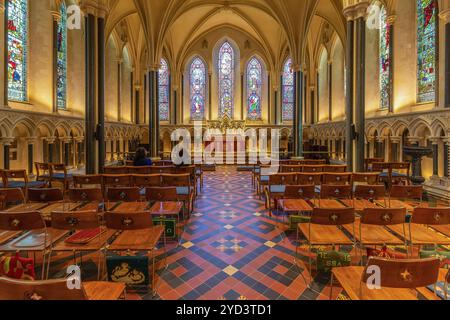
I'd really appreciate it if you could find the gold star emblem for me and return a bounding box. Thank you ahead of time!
[400,269,413,282]
[330,214,339,222]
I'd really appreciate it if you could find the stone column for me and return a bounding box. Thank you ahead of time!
[97,12,106,173]
[117,59,123,121]
[134,85,141,124]
[75,137,84,167]
[440,10,450,107]
[46,137,56,163]
[147,65,159,158]
[354,3,368,172]
[293,65,304,157]
[429,137,440,176]
[61,138,71,166]
[328,60,333,122]
[390,136,401,162]
[2,137,13,170]
[343,6,355,171]
[387,15,396,113]
[25,137,37,174]
[444,138,450,178]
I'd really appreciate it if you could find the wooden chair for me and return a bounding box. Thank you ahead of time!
[34,163,51,185]
[149,166,175,174]
[302,165,324,173]
[132,174,162,188]
[50,210,107,279]
[320,185,353,200]
[297,173,322,186]
[68,188,104,202]
[322,173,353,185]
[297,207,356,282]
[324,165,347,173]
[284,185,316,201]
[332,257,441,300]
[50,164,73,193]
[389,185,423,208]
[352,173,381,185]
[301,160,327,165]
[0,277,125,300]
[354,185,387,204]
[1,170,46,194]
[145,187,180,202]
[106,187,141,202]
[405,208,450,252]
[390,162,411,186]
[256,165,275,196]
[103,175,133,198]
[161,174,194,216]
[103,166,129,174]
[365,158,385,172]
[104,211,165,296]
[73,175,103,189]
[127,166,153,175]
[0,188,26,209]
[28,188,63,203]
[265,173,296,213]
[280,165,303,173]
[0,211,60,279]
[357,208,408,258]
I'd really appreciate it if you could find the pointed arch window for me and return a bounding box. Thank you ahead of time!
[218,41,235,118]
[282,58,294,121]
[7,0,28,102]
[57,2,68,109]
[190,57,207,121]
[417,0,437,103]
[379,6,390,110]
[246,57,263,121]
[158,58,170,121]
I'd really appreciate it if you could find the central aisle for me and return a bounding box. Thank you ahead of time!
[153,166,335,300]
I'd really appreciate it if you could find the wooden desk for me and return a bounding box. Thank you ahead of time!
[341,199,380,212]
[108,202,150,213]
[52,228,117,252]
[431,225,450,238]
[377,200,415,211]
[332,267,447,300]
[5,203,49,212]
[0,231,22,245]
[298,223,355,245]
[312,199,346,209]
[83,282,126,300]
[343,219,405,246]
[278,199,313,214]
[148,201,183,216]
[0,228,68,252]
[388,224,450,245]
[107,226,165,251]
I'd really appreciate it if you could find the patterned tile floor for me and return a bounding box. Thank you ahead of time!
[45,166,449,300]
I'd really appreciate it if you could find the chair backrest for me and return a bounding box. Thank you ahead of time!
[145,187,179,202]
[311,208,355,226]
[0,188,26,207]
[301,160,327,165]
[352,173,381,185]
[132,174,162,188]
[361,257,440,289]
[102,175,132,187]
[412,207,450,226]
[0,211,46,231]
[34,163,50,179]
[324,165,347,173]
[322,173,352,185]
[2,170,28,186]
[161,174,191,187]
[73,175,103,188]
[106,187,141,202]
[127,166,152,174]
[0,277,87,300]
[104,211,155,230]
[297,173,322,185]
[365,158,385,171]
[103,166,129,174]
[280,165,303,173]
[302,165,324,173]
[51,164,67,176]
[354,185,386,201]
[361,208,407,226]
[28,188,63,203]
[284,185,316,200]
[269,173,297,186]
[372,162,390,173]
[149,166,175,174]
[390,185,423,201]
[51,210,100,230]
[320,185,353,200]
[69,188,104,202]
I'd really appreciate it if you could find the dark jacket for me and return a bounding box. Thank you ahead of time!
[133,158,152,167]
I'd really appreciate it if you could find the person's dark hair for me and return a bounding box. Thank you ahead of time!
[134,148,147,163]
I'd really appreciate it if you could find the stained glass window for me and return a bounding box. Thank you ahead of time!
[282,58,294,121]
[190,57,206,121]
[158,58,170,121]
[379,6,390,110]
[218,41,234,118]
[7,0,28,102]
[246,57,263,121]
[417,0,437,103]
[57,2,67,109]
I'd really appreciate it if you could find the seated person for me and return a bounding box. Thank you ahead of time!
[133,148,152,166]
